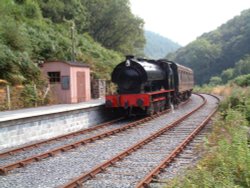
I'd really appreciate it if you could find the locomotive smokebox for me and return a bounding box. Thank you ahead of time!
[115,68,142,92]
[111,56,166,94]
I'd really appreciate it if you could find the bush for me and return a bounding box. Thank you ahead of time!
[193,84,213,93]
[1,19,30,51]
[219,86,250,123]
[166,85,250,188]
[233,74,250,87]
[24,0,42,19]
[209,76,222,86]
[20,84,39,107]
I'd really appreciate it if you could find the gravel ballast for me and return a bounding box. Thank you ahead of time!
[0,95,207,188]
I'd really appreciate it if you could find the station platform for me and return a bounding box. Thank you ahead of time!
[0,98,105,122]
[0,98,110,150]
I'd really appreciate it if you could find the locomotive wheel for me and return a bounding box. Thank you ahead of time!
[161,101,166,111]
[154,102,158,114]
[147,104,154,116]
[157,101,162,113]
[154,101,163,114]
[160,101,164,111]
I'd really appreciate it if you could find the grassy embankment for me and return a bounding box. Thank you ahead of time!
[166,82,250,187]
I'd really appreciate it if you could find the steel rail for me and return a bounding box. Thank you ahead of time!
[0,102,179,175]
[59,94,206,188]
[0,117,124,159]
[136,94,220,188]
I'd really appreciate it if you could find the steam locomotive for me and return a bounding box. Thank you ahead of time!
[106,56,194,115]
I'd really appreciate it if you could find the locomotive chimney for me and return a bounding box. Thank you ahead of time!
[125,55,134,60]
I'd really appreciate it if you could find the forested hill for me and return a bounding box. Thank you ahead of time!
[167,9,250,85]
[144,30,180,59]
[0,0,145,85]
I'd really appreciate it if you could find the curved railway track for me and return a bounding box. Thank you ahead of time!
[0,100,186,175]
[136,95,219,188]
[148,123,213,188]
[60,94,219,188]
[0,94,214,188]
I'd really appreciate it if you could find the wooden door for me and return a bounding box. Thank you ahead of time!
[77,71,86,102]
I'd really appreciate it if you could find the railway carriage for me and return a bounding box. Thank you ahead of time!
[106,56,194,115]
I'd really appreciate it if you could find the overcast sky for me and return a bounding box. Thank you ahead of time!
[130,0,250,46]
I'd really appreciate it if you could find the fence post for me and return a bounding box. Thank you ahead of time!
[42,85,50,104]
[6,85,11,110]
[34,84,37,107]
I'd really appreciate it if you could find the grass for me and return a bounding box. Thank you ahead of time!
[164,86,250,188]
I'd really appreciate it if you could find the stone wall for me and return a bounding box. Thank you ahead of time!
[91,79,106,99]
[0,106,113,150]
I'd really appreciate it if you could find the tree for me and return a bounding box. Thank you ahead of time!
[234,55,250,76]
[169,38,221,85]
[209,76,222,86]
[81,0,145,54]
[168,8,250,85]
[38,0,88,32]
[221,68,234,83]
[0,0,123,85]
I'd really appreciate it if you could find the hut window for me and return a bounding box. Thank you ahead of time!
[48,72,60,83]
[61,76,70,90]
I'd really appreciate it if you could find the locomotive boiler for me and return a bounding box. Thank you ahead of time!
[106,56,194,115]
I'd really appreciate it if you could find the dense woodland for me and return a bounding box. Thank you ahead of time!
[144,30,180,59]
[168,8,250,85]
[1,1,249,87]
[0,0,145,85]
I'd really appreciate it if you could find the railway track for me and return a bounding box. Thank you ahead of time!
[149,123,213,188]
[136,95,219,188]
[0,99,186,175]
[0,117,124,158]
[0,118,131,171]
[60,94,219,188]
[0,94,205,188]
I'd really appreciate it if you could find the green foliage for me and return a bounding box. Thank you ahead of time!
[37,0,145,54]
[168,8,250,85]
[81,0,145,54]
[76,33,123,79]
[209,76,222,86]
[217,56,250,84]
[233,74,250,87]
[1,20,30,52]
[193,85,214,93]
[0,43,41,85]
[20,84,39,107]
[207,55,250,85]
[144,30,180,59]
[24,0,42,19]
[221,68,234,83]
[0,0,125,86]
[234,55,250,76]
[169,38,221,84]
[167,88,250,187]
[219,87,249,113]
[38,0,88,32]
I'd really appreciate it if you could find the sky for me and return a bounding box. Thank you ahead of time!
[130,0,250,46]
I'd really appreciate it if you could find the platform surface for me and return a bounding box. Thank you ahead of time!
[0,98,105,122]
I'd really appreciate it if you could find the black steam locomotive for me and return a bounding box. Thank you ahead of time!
[106,56,194,115]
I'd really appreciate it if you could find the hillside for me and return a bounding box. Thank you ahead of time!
[144,30,180,59]
[167,9,250,85]
[0,0,145,85]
